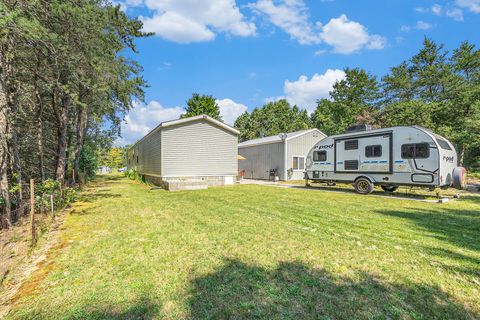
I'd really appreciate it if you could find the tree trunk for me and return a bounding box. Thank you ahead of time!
[7,85,23,220]
[65,125,73,185]
[35,83,45,182]
[53,91,71,185]
[0,41,12,227]
[73,104,88,184]
[0,105,11,227]
[459,144,465,167]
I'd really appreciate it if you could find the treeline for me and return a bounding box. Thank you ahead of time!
[0,0,148,227]
[235,38,480,169]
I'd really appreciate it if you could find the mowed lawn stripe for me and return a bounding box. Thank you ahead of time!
[6,175,480,319]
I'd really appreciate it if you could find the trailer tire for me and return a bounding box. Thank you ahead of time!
[354,178,374,194]
[452,167,467,190]
[381,185,398,192]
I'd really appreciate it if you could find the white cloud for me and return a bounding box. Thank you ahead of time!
[414,7,429,13]
[446,7,464,20]
[367,35,387,50]
[249,1,386,54]
[415,20,433,30]
[216,98,248,125]
[313,49,327,56]
[282,69,345,113]
[401,21,434,32]
[456,0,480,13]
[432,4,443,15]
[320,15,386,53]
[142,12,216,42]
[415,3,464,21]
[117,100,184,146]
[121,0,256,43]
[248,0,320,44]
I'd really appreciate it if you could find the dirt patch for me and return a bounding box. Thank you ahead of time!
[0,209,69,318]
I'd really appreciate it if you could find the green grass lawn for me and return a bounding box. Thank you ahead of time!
[6,175,480,319]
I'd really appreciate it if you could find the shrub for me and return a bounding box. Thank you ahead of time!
[126,169,145,183]
[79,144,99,179]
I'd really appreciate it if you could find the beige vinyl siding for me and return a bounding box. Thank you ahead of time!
[127,146,139,171]
[238,142,285,180]
[286,130,326,180]
[161,119,237,177]
[136,129,162,176]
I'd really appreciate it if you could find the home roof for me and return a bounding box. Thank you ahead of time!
[238,128,326,148]
[130,115,239,149]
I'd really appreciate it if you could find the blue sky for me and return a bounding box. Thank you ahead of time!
[115,0,480,145]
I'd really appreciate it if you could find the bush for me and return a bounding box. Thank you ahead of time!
[39,179,61,195]
[468,171,480,179]
[125,169,145,183]
[63,187,77,205]
[79,144,99,179]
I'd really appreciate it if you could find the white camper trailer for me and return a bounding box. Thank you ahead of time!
[305,125,467,194]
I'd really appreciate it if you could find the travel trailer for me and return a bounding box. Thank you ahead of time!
[305,125,467,194]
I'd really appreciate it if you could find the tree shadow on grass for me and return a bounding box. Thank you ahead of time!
[63,296,159,320]
[11,295,161,320]
[299,184,435,200]
[376,207,480,252]
[75,192,123,204]
[189,258,475,319]
[423,246,480,277]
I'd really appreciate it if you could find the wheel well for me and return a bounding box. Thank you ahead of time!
[354,176,375,184]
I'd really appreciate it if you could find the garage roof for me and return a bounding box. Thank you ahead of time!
[238,129,325,148]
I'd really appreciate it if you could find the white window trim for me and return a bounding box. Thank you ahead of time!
[292,155,305,171]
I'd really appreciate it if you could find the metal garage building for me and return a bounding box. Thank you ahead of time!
[238,129,326,181]
[126,115,239,190]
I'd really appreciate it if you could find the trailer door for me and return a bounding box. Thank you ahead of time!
[335,133,392,173]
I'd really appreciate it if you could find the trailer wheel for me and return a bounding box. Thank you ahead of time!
[381,185,398,192]
[452,167,467,190]
[354,178,374,194]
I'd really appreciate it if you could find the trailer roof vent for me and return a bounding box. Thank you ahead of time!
[345,124,372,133]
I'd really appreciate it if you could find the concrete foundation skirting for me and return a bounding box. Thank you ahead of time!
[144,175,234,191]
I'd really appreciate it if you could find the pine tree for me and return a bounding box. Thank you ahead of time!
[182,93,222,121]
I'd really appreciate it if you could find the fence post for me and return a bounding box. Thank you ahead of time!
[50,194,54,216]
[30,179,36,245]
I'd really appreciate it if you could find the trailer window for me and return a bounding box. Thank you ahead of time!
[293,156,305,170]
[401,143,430,159]
[344,160,359,170]
[313,151,327,161]
[365,145,382,157]
[344,139,358,150]
[435,137,452,150]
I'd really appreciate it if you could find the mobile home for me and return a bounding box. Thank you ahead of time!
[238,129,326,180]
[305,125,467,194]
[127,115,239,190]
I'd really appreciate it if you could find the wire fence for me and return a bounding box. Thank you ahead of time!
[1,179,65,245]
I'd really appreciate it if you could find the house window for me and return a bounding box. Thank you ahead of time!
[365,145,382,158]
[344,160,359,170]
[401,143,430,159]
[313,151,327,161]
[293,156,305,170]
[344,139,358,150]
